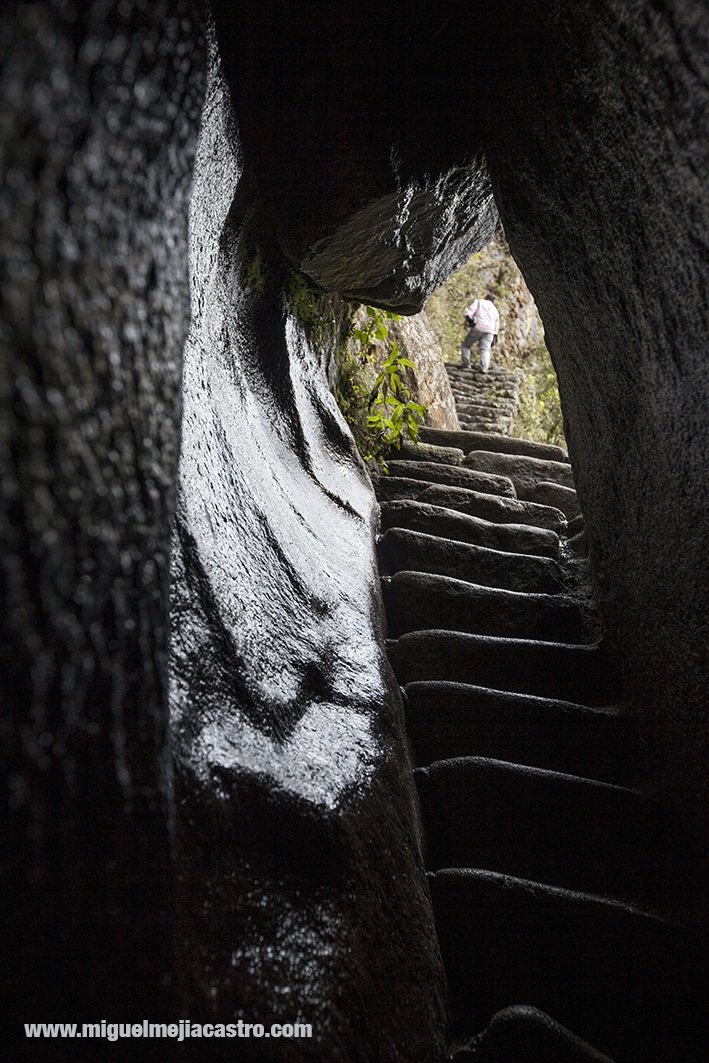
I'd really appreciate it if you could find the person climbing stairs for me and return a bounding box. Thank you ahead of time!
[373,362,706,1062]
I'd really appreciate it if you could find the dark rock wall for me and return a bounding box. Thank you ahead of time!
[1,0,206,1023]
[170,33,446,1059]
[1,4,448,1055]
[482,0,709,866]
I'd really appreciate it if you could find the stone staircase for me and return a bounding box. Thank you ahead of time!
[445,364,523,436]
[373,364,706,1062]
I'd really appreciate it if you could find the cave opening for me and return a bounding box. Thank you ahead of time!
[2,2,707,1061]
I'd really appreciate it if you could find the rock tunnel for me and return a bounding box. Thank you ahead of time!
[2,1,707,1060]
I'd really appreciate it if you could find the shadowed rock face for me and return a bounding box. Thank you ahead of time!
[1,6,447,1056]
[170,39,446,1058]
[481,0,709,850]
[0,0,206,1025]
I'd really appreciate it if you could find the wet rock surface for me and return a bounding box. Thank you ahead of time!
[169,32,446,1061]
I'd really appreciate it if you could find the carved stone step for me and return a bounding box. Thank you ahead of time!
[446,365,519,382]
[453,389,518,404]
[419,427,569,463]
[393,441,465,465]
[384,571,584,642]
[430,869,705,1061]
[378,529,563,595]
[379,500,560,558]
[374,479,567,532]
[453,1005,615,1062]
[416,757,685,912]
[531,481,582,520]
[403,681,637,785]
[457,418,515,431]
[385,460,516,498]
[457,404,516,418]
[414,484,566,532]
[463,451,575,498]
[387,630,619,704]
[373,475,434,501]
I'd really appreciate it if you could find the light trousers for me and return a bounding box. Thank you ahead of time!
[460,328,494,371]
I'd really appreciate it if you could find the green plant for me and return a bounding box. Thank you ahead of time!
[337,306,426,469]
[514,342,566,447]
[367,343,426,451]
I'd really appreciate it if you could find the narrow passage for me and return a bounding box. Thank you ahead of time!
[375,364,703,1063]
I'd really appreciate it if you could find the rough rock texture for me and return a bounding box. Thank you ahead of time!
[170,31,446,1063]
[4,0,709,1058]
[462,452,575,500]
[390,312,460,429]
[0,0,206,1029]
[209,2,499,311]
[1,7,447,1059]
[483,1,709,848]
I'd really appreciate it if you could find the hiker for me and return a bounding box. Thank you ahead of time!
[460,292,499,372]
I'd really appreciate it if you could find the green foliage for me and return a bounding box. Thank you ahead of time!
[515,342,566,448]
[367,344,426,453]
[334,306,427,470]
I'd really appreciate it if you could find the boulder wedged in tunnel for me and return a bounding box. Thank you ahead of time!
[209,3,499,311]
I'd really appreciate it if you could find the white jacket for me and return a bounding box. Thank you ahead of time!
[466,299,499,335]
